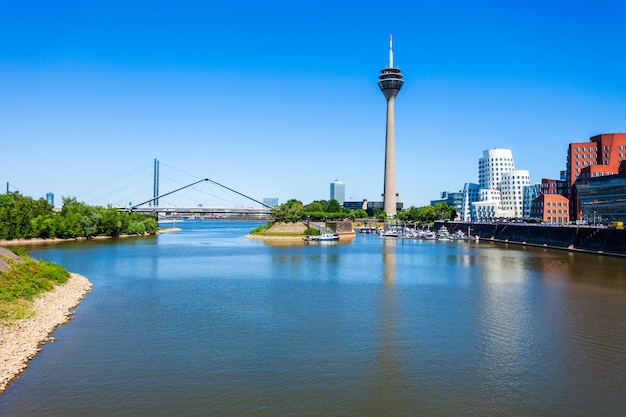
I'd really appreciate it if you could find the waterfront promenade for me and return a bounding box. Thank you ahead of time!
[436,221,626,257]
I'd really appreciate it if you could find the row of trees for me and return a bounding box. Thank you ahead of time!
[396,203,456,223]
[0,192,158,241]
[272,198,456,224]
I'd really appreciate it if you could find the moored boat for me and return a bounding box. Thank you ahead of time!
[304,232,340,242]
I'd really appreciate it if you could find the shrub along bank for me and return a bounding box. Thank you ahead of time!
[0,248,70,324]
[0,192,157,241]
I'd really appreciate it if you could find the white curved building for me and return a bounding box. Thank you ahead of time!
[472,189,503,221]
[468,148,532,221]
[479,149,515,190]
[500,170,530,218]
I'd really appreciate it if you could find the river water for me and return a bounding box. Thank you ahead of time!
[1,220,625,416]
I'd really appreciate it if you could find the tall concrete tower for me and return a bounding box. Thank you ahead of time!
[378,34,404,216]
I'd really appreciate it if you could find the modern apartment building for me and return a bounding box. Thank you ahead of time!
[459,183,480,222]
[523,184,542,218]
[576,160,626,223]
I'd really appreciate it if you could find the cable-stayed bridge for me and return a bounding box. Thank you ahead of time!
[74,160,273,219]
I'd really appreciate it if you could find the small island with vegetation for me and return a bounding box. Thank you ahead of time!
[246,198,457,241]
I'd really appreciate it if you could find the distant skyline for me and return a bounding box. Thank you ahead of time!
[2,1,625,208]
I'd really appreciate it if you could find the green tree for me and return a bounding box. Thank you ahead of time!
[327,199,341,213]
[0,193,55,239]
[354,209,368,219]
[0,193,18,240]
[432,203,453,221]
[99,207,122,237]
[272,199,304,223]
[57,197,102,238]
[304,201,326,212]
[142,216,158,234]
[0,193,160,240]
[31,214,57,238]
[396,204,457,223]
[126,220,147,234]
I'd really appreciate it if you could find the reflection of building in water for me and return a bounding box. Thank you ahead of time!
[476,249,534,390]
[382,238,396,284]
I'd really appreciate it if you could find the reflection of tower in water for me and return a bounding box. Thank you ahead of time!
[382,238,396,284]
[366,237,403,413]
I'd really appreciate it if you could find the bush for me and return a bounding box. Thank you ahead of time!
[0,256,70,324]
[250,223,271,235]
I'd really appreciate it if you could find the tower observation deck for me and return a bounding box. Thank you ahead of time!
[378,34,404,216]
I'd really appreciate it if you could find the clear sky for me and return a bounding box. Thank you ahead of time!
[2,1,625,208]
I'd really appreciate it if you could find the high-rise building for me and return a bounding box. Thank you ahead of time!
[378,35,404,216]
[46,192,54,207]
[263,198,279,208]
[329,180,345,205]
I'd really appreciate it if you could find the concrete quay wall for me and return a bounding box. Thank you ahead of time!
[436,221,626,257]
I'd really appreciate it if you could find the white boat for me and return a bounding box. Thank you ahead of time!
[304,232,339,242]
[452,228,480,242]
[401,228,421,239]
[317,232,340,241]
[436,226,451,240]
[422,230,437,240]
[381,229,399,238]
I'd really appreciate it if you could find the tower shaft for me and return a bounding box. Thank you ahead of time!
[383,97,397,215]
[378,35,404,217]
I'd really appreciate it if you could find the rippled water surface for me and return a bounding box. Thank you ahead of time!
[1,221,625,416]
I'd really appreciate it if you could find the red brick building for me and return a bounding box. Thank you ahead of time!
[540,177,568,197]
[530,194,570,224]
[566,133,626,220]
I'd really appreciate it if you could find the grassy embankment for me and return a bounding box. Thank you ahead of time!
[0,249,69,325]
[249,222,321,237]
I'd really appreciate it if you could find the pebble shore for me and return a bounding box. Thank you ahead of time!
[0,273,92,392]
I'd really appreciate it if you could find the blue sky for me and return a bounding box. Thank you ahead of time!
[1,1,625,208]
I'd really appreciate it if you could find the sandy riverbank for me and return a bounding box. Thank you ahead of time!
[0,273,92,393]
[245,234,305,241]
[0,228,179,247]
[245,222,308,241]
